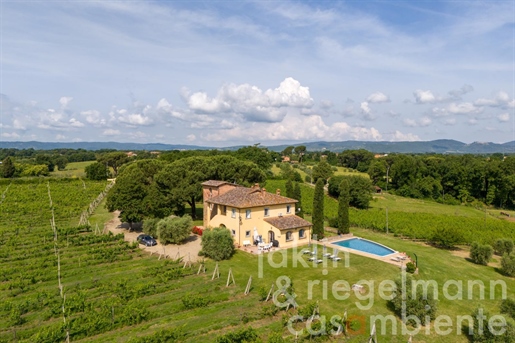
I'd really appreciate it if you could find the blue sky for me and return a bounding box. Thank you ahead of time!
[1,0,514,147]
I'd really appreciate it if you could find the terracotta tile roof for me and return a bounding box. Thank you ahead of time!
[207,186,297,208]
[264,215,312,230]
[202,180,235,187]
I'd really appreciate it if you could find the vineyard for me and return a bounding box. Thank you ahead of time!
[264,180,515,245]
[2,178,515,342]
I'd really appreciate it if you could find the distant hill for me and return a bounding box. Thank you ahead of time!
[0,141,212,151]
[1,140,515,154]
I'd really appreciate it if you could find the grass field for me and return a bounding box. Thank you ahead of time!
[51,161,95,178]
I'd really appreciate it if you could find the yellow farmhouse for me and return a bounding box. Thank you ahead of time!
[202,180,312,249]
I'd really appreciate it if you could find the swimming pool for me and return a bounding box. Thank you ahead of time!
[332,238,396,256]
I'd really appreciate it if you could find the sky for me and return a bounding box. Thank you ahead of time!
[1,0,515,147]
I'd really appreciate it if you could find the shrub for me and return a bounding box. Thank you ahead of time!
[470,242,493,265]
[501,252,515,276]
[494,239,514,256]
[430,227,463,249]
[157,215,192,244]
[405,262,416,274]
[201,227,235,261]
[215,327,259,343]
[501,298,515,320]
[389,274,438,326]
[142,217,160,238]
[182,294,210,309]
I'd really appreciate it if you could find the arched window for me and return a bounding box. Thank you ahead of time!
[286,231,293,241]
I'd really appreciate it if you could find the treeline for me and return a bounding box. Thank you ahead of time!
[284,148,515,210]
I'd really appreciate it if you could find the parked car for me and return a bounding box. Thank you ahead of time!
[137,234,157,247]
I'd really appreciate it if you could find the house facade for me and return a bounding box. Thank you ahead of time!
[202,180,312,249]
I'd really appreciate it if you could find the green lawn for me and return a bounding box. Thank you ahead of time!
[51,161,96,178]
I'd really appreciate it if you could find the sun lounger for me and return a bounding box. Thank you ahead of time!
[322,252,331,257]
[301,249,312,254]
[390,256,401,262]
[331,256,341,261]
[308,257,323,263]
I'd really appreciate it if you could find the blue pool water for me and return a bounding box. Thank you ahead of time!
[333,238,395,256]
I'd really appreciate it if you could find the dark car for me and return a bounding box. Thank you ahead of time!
[137,234,157,247]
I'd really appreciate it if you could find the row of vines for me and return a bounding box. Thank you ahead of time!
[0,178,277,343]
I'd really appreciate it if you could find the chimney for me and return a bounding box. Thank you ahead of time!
[254,183,260,189]
[276,189,281,195]
[261,187,266,195]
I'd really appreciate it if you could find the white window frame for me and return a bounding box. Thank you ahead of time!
[245,230,251,237]
[299,229,305,239]
[231,229,236,236]
[246,209,251,219]
[286,231,293,241]
[231,208,236,218]
[264,207,269,217]
[286,205,291,214]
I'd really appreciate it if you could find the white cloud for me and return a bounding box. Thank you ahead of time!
[13,119,26,130]
[319,100,334,109]
[81,110,106,125]
[366,92,390,103]
[103,129,120,136]
[183,77,314,123]
[69,118,84,127]
[474,91,514,108]
[1,132,20,138]
[413,90,437,104]
[59,96,73,108]
[447,102,480,114]
[498,113,510,122]
[420,117,432,126]
[117,113,153,126]
[448,84,474,98]
[360,101,374,120]
[391,130,419,141]
[186,134,196,142]
[55,134,66,140]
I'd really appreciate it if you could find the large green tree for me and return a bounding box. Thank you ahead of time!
[2,156,15,178]
[155,155,266,220]
[233,145,273,170]
[312,178,325,239]
[285,179,294,198]
[97,152,130,176]
[328,175,373,209]
[338,179,350,234]
[293,182,304,218]
[311,161,333,184]
[85,162,110,180]
[106,159,169,228]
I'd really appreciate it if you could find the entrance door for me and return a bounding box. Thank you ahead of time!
[268,230,275,243]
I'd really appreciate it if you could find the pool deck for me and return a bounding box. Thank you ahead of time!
[237,233,413,268]
[323,234,412,268]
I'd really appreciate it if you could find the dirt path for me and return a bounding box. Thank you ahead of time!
[105,211,202,262]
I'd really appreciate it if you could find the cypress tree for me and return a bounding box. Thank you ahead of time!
[312,178,325,239]
[285,178,294,198]
[338,179,350,234]
[2,157,15,178]
[293,182,304,218]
